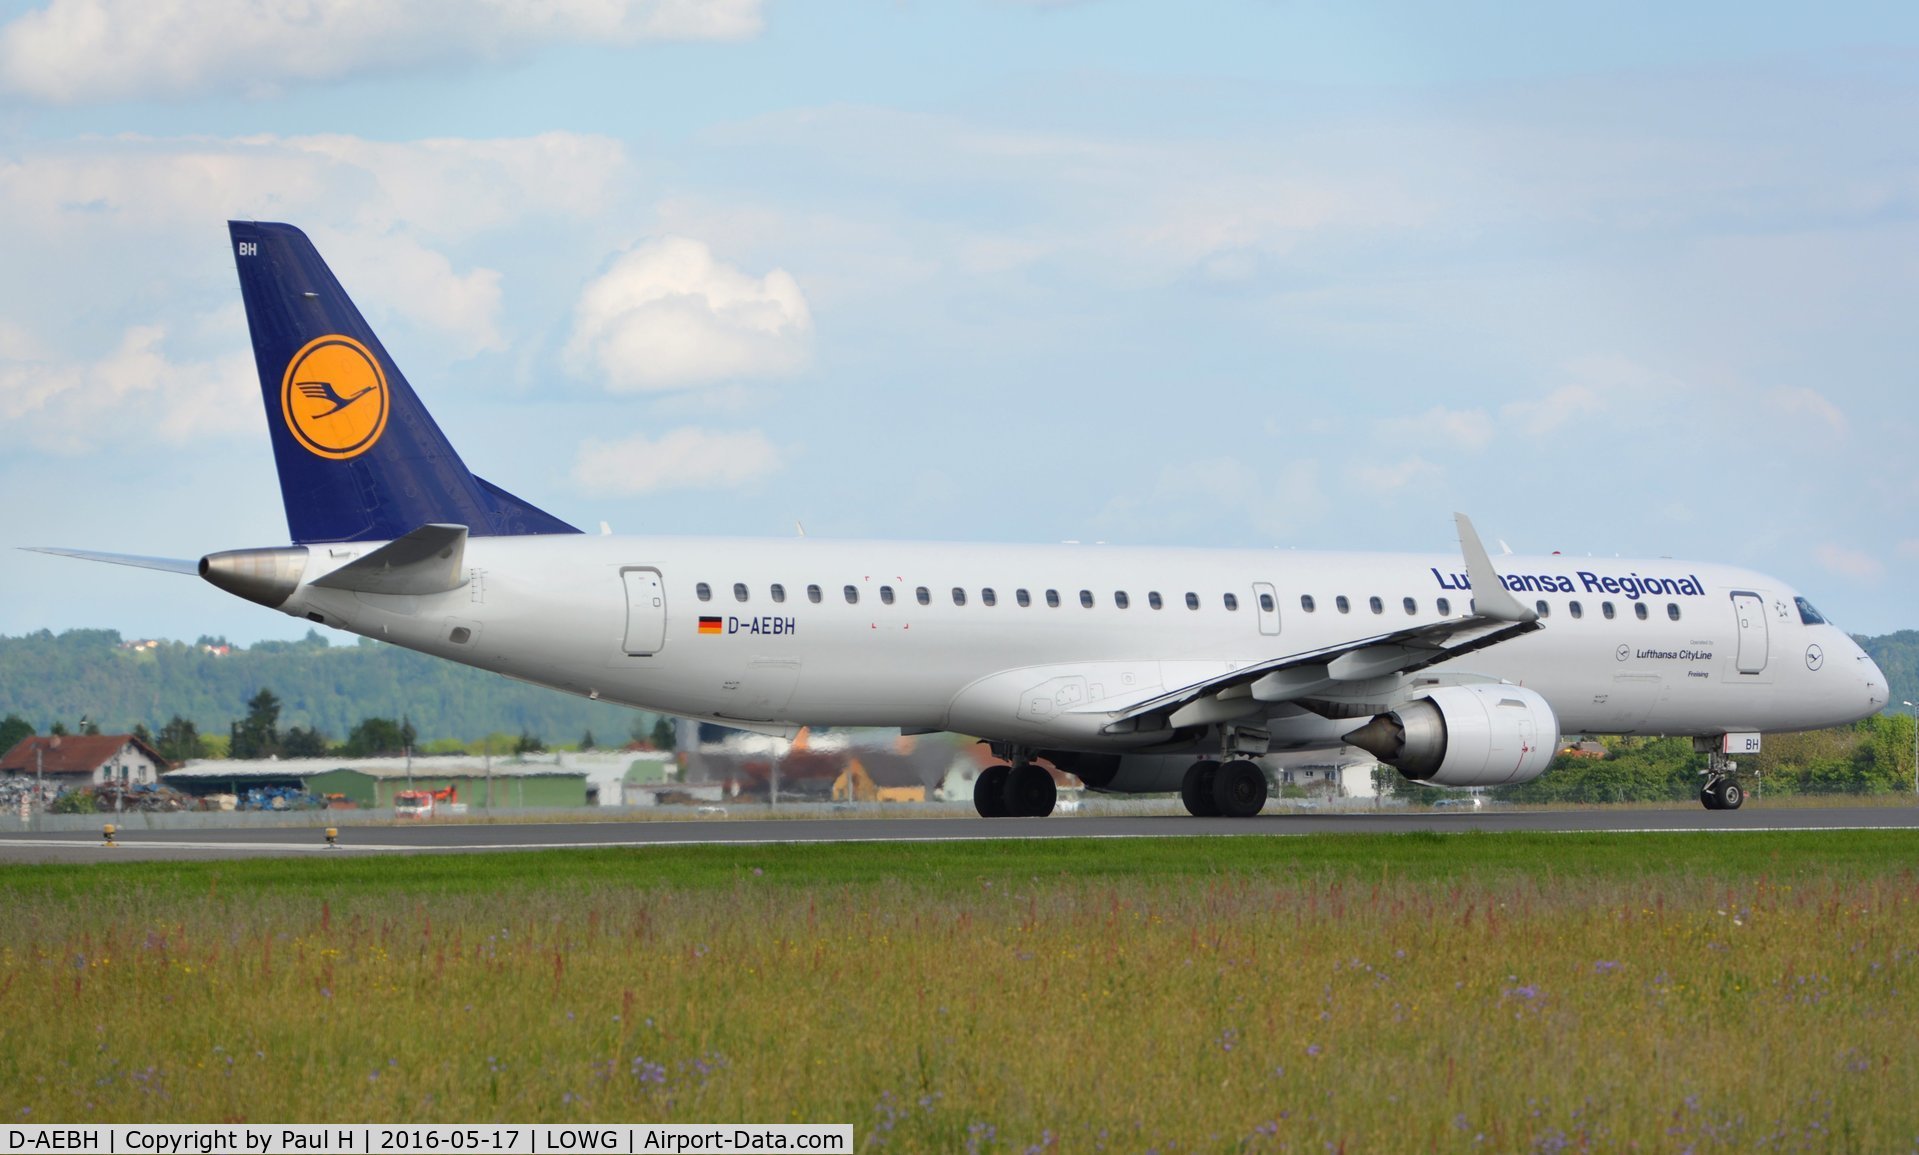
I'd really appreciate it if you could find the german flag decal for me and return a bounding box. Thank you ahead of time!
[698,616,723,635]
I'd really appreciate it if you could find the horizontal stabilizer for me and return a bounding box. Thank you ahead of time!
[309,524,468,596]
[21,547,198,575]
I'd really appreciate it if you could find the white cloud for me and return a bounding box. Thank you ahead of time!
[1388,406,1495,453]
[0,133,630,352]
[572,427,783,496]
[1765,386,1849,437]
[0,323,260,453]
[1814,544,1883,582]
[567,238,813,391]
[1350,457,1443,495]
[1504,384,1603,437]
[0,0,764,104]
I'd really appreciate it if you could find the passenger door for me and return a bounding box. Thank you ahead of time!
[622,568,666,655]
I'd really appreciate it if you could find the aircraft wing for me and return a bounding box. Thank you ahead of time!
[1091,613,1542,734]
[1093,512,1543,734]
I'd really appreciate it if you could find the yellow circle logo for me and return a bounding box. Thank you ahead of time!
[280,335,389,460]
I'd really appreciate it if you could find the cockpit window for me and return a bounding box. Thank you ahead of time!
[1795,597,1827,626]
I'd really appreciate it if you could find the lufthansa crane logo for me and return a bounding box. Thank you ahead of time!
[280,335,389,460]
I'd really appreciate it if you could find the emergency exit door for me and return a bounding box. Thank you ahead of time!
[1252,582,1281,636]
[622,568,666,655]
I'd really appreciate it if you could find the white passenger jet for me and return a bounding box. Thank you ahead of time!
[31,223,1890,816]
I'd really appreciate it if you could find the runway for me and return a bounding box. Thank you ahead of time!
[2,804,1916,862]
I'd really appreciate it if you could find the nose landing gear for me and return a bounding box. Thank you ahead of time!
[1699,751,1746,810]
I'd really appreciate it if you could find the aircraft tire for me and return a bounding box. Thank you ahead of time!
[975,764,1012,818]
[1213,759,1268,818]
[1718,780,1744,810]
[1181,760,1221,817]
[1005,763,1057,818]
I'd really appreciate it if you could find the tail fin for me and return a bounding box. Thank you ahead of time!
[229,221,579,544]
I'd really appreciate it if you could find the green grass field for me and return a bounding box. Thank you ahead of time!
[4,832,1918,1150]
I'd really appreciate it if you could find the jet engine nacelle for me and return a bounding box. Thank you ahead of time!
[1343,684,1559,788]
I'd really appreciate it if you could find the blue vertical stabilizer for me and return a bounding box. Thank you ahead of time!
[229,221,579,544]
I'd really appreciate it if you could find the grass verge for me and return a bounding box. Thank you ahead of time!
[3,831,1917,1150]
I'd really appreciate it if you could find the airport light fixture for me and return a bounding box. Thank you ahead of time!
[1903,698,1919,794]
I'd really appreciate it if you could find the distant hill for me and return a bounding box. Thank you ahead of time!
[0,628,662,747]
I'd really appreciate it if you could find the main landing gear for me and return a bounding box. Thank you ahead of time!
[1179,757,1268,818]
[1700,751,1745,811]
[973,759,1058,818]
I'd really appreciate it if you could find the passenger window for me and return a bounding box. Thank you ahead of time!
[843,585,859,605]
[1368,596,1383,615]
[1115,591,1130,609]
[880,585,895,605]
[1047,589,1061,608]
[1436,597,1450,616]
[1667,603,1681,621]
[770,583,786,604]
[806,584,822,604]
[696,582,712,602]
[1402,597,1417,615]
[1017,589,1031,607]
[1185,592,1200,610]
[1259,593,1276,613]
[734,582,749,603]
[952,587,967,606]
[1634,602,1649,620]
[1223,593,1239,611]
[1148,591,1163,610]
[1535,600,1550,618]
[1301,594,1316,612]
[1336,595,1351,614]
[982,588,997,607]
[1601,601,1615,620]
[1080,589,1095,609]
[916,586,930,606]
[1568,600,1583,619]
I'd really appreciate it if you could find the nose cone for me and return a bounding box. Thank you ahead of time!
[1846,636,1888,719]
[200,546,308,608]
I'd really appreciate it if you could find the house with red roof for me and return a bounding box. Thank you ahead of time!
[0,733,169,788]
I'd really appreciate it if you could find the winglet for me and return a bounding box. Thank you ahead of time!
[1454,513,1537,623]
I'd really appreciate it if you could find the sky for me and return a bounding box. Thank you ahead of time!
[1,0,1916,645]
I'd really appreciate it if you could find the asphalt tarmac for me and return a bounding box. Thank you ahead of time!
[2,804,1915,863]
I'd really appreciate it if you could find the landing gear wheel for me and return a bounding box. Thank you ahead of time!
[1180,760,1221,817]
[1213,759,1268,818]
[1005,764,1057,818]
[1700,777,1744,810]
[974,764,1012,818]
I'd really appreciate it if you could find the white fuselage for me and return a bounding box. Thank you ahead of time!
[268,535,1886,756]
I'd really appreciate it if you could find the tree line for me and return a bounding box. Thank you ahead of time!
[0,628,670,750]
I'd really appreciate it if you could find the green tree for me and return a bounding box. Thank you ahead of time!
[155,715,206,763]
[282,725,331,759]
[230,689,283,760]
[340,717,416,758]
[648,716,676,751]
[0,713,32,754]
[579,729,597,751]
[514,729,546,755]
